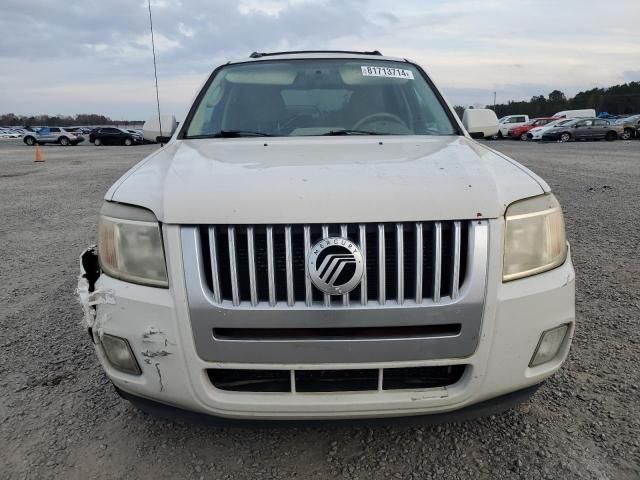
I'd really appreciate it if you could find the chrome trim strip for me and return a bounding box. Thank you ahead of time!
[415,222,423,304]
[208,226,221,304]
[303,225,312,307]
[451,221,461,300]
[322,224,330,307]
[227,226,240,306]
[359,224,367,306]
[341,224,350,306]
[266,226,276,306]
[396,223,404,304]
[285,225,294,307]
[378,224,386,305]
[433,221,442,303]
[247,226,258,306]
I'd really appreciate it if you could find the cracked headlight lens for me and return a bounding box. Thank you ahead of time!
[503,194,567,281]
[98,203,168,287]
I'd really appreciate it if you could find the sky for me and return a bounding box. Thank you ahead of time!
[1,0,638,120]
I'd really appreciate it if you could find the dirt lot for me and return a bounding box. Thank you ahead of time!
[1,138,639,480]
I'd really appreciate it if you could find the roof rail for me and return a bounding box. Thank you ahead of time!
[249,50,382,59]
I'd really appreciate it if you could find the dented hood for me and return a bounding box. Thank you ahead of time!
[106,136,547,224]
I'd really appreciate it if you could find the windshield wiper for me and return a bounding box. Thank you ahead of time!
[212,130,274,138]
[322,129,386,136]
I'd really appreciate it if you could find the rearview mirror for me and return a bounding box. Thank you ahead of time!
[143,115,178,144]
[462,108,499,139]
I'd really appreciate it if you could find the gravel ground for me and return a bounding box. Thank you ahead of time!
[1,138,639,480]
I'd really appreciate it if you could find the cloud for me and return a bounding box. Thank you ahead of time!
[0,0,638,117]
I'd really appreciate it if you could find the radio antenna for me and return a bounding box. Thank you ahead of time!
[147,0,164,145]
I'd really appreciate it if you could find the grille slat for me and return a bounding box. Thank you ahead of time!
[415,222,423,304]
[284,226,294,306]
[321,225,330,307]
[200,221,469,307]
[433,221,442,303]
[303,226,313,306]
[208,226,222,304]
[452,221,461,300]
[247,227,258,306]
[228,226,240,306]
[378,224,386,305]
[359,224,367,306]
[340,224,350,306]
[266,226,276,306]
[396,223,404,304]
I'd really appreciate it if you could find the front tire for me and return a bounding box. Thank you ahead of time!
[520,133,528,141]
[94,138,102,146]
[124,138,133,146]
[605,131,617,141]
[490,132,503,140]
[24,136,36,146]
[559,132,571,142]
[59,136,70,146]
[621,128,632,140]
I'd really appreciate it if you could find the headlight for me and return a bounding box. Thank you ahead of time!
[503,194,567,281]
[98,202,168,287]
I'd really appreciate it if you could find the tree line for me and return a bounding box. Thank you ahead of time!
[455,81,640,119]
[0,113,143,127]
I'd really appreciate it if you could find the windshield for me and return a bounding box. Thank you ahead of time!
[184,59,457,138]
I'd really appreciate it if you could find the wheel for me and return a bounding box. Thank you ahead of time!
[124,138,133,146]
[24,136,36,146]
[490,131,503,140]
[520,133,528,141]
[59,136,70,146]
[605,131,617,141]
[559,132,571,142]
[94,138,102,146]
[621,128,632,140]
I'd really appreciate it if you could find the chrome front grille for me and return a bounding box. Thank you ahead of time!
[197,221,469,308]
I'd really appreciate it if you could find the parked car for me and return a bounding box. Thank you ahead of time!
[89,127,142,146]
[22,127,84,146]
[0,128,21,138]
[527,118,574,141]
[493,114,529,139]
[508,117,557,140]
[614,114,640,140]
[79,50,575,423]
[542,118,623,142]
[552,109,596,119]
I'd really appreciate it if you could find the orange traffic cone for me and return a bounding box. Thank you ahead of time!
[34,144,44,162]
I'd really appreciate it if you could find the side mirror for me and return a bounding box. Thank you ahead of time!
[143,115,178,144]
[462,108,499,139]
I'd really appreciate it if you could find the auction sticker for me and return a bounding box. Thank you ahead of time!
[361,66,414,79]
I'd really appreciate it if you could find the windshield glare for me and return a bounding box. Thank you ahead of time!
[185,59,457,138]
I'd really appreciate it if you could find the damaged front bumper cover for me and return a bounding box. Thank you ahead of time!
[77,246,114,343]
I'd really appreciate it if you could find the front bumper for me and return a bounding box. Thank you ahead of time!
[542,133,561,141]
[82,222,575,420]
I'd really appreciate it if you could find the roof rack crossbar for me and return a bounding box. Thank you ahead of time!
[249,50,382,59]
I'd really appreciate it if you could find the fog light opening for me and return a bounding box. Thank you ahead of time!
[101,334,141,375]
[529,324,570,368]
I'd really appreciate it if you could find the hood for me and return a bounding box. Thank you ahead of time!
[106,136,547,224]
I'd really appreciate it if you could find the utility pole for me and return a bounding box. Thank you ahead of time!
[493,91,497,111]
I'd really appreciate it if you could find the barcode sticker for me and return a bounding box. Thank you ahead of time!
[360,66,414,80]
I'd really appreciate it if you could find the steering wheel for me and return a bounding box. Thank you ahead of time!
[353,112,408,130]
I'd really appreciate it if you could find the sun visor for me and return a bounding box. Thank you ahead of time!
[225,64,297,85]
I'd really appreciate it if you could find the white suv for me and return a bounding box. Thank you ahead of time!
[78,51,574,422]
[495,114,529,139]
